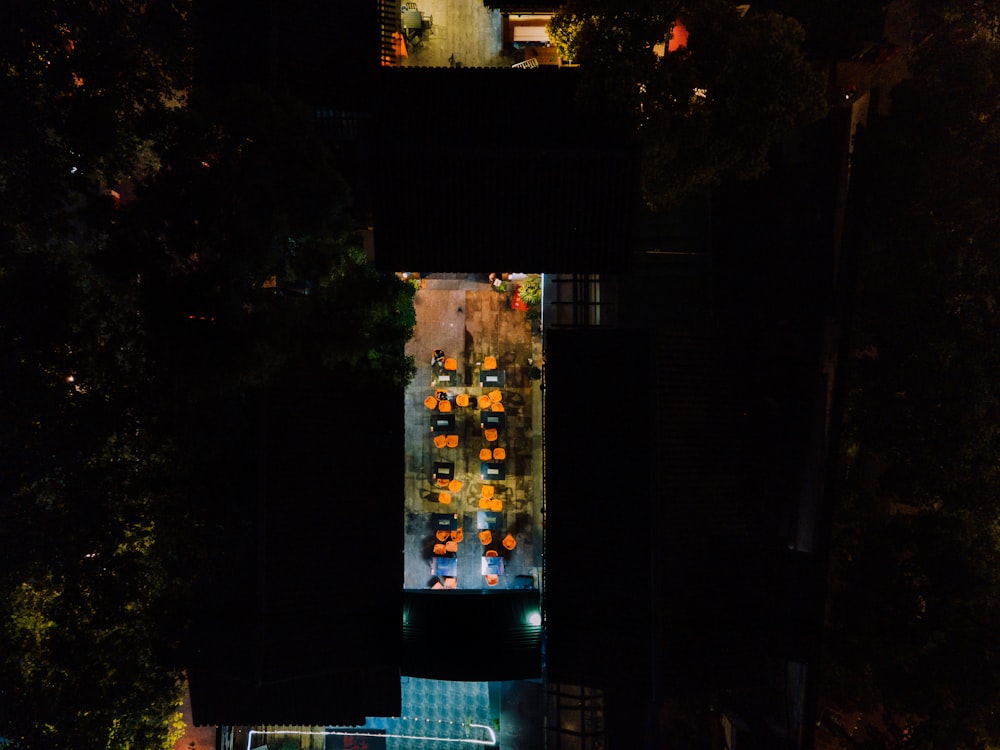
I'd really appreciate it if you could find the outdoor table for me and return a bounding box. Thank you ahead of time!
[433,556,458,578]
[402,9,423,29]
[432,461,454,480]
[430,413,456,432]
[479,370,506,386]
[481,555,505,576]
[432,513,459,531]
[480,461,506,481]
[477,510,501,530]
[480,411,506,429]
[435,372,456,386]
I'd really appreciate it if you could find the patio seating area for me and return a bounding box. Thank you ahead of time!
[403,273,543,590]
[395,0,505,69]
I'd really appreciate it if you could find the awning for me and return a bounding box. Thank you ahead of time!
[402,589,542,680]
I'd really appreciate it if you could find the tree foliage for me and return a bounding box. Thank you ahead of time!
[0,0,193,236]
[824,4,1000,747]
[548,0,828,209]
[119,84,416,397]
[0,235,189,750]
[2,12,414,749]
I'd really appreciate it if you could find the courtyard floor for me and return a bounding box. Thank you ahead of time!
[402,273,544,592]
[399,0,506,68]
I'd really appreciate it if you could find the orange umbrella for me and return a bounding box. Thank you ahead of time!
[392,30,408,58]
[668,20,689,52]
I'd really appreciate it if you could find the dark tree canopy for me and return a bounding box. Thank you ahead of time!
[0,0,193,237]
[823,3,1000,747]
[1,7,414,747]
[0,233,190,749]
[548,0,828,209]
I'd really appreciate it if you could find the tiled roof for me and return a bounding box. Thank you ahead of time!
[542,323,796,739]
[264,0,379,109]
[542,327,656,748]
[371,67,638,273]
[189,360,403,726]
[483,1,561,11]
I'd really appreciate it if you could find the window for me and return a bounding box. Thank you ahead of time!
[546,683,607,750]
[544,274,618,328]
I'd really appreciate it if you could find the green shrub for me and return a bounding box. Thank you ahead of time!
[519,275,542,306]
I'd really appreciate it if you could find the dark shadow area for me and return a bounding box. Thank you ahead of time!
[189,357,403,726]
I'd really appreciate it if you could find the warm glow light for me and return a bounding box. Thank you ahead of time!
[247,724,498,749]
[668,20,689,52]
[527,611,542,627]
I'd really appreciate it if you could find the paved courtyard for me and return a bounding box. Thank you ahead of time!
[402,273,544,592]
[399,0,506,68]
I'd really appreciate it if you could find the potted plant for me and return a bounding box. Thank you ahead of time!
[518,275,541,306]
[517,275,542,320]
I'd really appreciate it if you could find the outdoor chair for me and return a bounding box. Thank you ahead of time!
[478,497,492,509]
[444,357,457,371]
[478,530,492,545]
[436,478,450,488]
[438,492,451,505]
[431,579,445,589]
[502,533,517,551]
[433,543,447,556]
[485,574,499,587]
[444,576,458,589]
[489,498,503,512]
[481,485,495,499]
[438,399,452,413]
[424,395,438,410]
[455,393,470,408]
[435,530,450,542]
[488,389,502,403]
[483,356,497,371]
[492,447,506,461]
[433,434,448,449]
[485,550,499,558]
[445,540,458,553]
[479,448,492,461]
[484,428,498,442]
[513,575,535,590]
[490,402,505,412]
[446,434,459,448]
[478,395,492,410]
[448,479,463,493]
[451,528,464,543]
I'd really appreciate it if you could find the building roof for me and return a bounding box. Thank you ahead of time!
[195,0,379,108]
[188,359,403,727]
[483,1,561,11]
[542,327,657,748]
[264,0,379,109]
[370,67,638,274]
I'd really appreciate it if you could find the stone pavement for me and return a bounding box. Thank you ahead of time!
[402,273,544,592]
[400,0,507,68]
